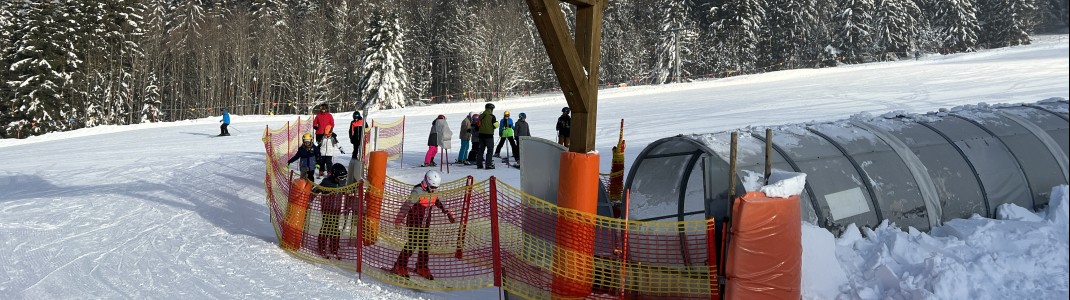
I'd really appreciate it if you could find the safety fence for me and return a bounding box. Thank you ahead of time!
[263,123,719,299]
[372,116,406,164]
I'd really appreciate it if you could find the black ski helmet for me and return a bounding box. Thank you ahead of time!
[486,103,495,110]
[562,106,570,113]
[331,163,348,179]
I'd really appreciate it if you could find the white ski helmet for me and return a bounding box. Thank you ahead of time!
[423,170,442,189]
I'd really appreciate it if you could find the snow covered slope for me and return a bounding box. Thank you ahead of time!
[1,35,1067,299]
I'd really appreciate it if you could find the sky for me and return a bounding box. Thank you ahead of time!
[1,35,1067,300]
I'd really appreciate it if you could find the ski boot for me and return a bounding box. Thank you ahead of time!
[391,264,410,279]
[414,267,434,280]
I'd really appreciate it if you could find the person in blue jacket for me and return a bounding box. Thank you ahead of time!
[288,133,320,180]
[494,110,518,161]
[219,108,231,136]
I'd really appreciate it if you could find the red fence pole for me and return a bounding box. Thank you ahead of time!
[620,189,631,300]
[489,177,503,288]
[356,181,364,279]
[455,176,474,259]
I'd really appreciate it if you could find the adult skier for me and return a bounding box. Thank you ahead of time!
[313,103,335,146]
[476,103,498,169]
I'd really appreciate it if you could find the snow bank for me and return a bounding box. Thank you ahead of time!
[801,222,848,300]
[804,186,1070,299]
[760,171,807,198]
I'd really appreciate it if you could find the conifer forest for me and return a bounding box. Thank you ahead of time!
[1,0,1066,138]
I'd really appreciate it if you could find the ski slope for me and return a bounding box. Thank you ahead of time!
[1,35,1067,299]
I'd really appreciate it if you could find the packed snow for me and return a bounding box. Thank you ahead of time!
[1,35,1068,299]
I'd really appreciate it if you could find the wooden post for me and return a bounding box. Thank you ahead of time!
[526,0,604,153]
[764,129,773,185]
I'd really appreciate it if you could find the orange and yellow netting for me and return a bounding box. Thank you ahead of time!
[263,120,719,299]
[372,116,405,162]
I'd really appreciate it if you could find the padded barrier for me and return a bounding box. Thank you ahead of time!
[725,192,802,300]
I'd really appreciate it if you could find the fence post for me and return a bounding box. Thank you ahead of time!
[356,180,364,279]
[489,177,503,288]
[707,218,718,300]
[455,176,474,259]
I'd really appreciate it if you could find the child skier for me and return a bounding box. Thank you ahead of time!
[391,170,456,279]
[288,133,320,180]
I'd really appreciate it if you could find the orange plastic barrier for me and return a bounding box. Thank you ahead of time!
[363,151,387,245]
[725,192,802,300]
[552,152,600,299]
[282,179,312,251]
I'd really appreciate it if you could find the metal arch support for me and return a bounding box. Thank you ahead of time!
[914,121,993,218]
[950,114,1038,209]
[995,110,1070,183]
[752,132,825,227]
[1026,104,1070,122]
[852,121,943,228]
[805,127,885,223]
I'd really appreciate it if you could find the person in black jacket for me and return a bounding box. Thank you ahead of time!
[314,163,348,258]
[349,111,367,159]
[556,107,571,147]
[288,133,320,180]
[514,112,530,166]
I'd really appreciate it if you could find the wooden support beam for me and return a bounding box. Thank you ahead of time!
[526,0,604,153]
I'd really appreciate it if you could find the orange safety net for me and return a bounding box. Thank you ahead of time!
[263,120,722,298]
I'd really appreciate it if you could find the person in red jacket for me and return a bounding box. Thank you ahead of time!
[313,103,335,146]
[313,103,335,174]
[391,170,455,280]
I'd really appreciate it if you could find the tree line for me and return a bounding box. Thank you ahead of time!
[1,0,1066,138]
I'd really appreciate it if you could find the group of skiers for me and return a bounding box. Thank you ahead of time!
[422,103,572,170]
[287,103,368,181]
[279,101,575,281]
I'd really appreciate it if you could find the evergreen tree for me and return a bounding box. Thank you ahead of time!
[456,2,533,100]
[712,0,765,74]
[6,0,74,137]
[601,0,648,86]
[873,0,922,58]
[931,0,980,53]
[766,0,831,69]
[833,0,877,63]
[141,73,162,123]
[430,0,474,100]
[0,1,19,137]
[167,0,206,51]
[978,0,1035,48]
[652,0,695,84]
[356,11,410,110]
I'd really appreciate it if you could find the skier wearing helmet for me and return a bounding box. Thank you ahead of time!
[392,170,456,279]
[475,103,498,169]
[514,113,531,168]
[349,111,368,158]
[556,107,571,147]
[288,133,320,180]
[494,110,518,162]
[314,163,349,258]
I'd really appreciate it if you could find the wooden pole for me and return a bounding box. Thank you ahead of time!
[764,129,773,185]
